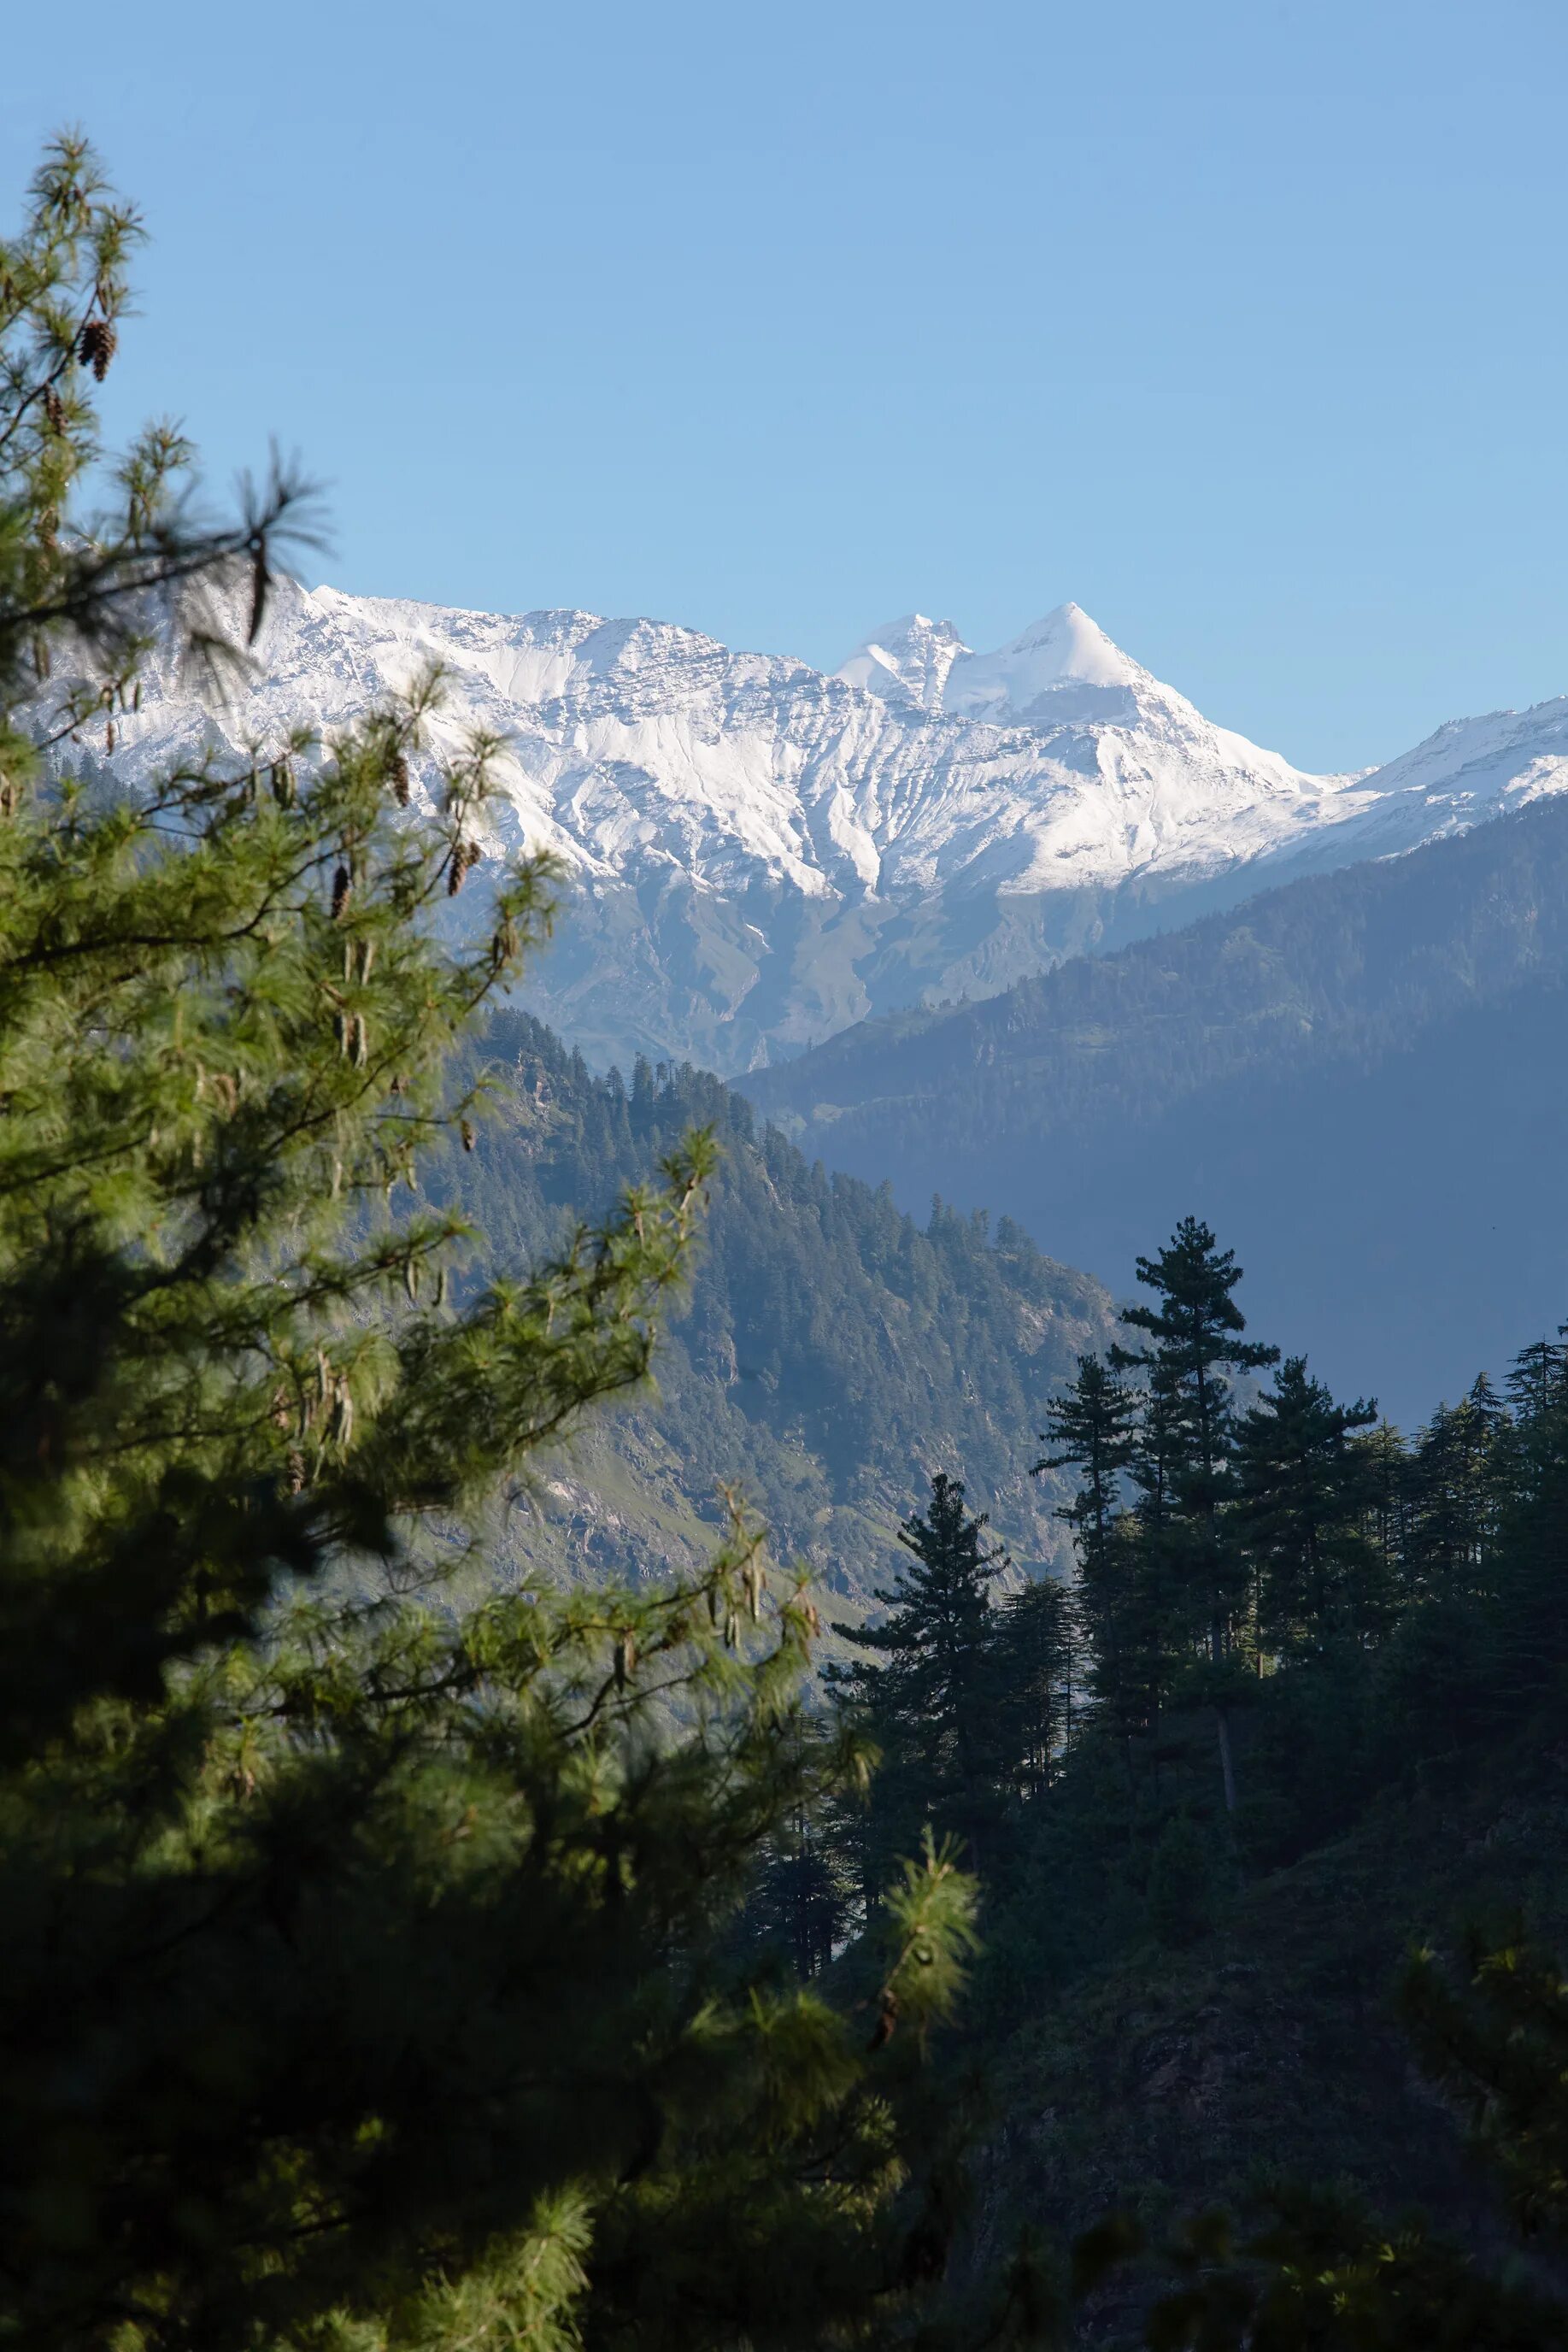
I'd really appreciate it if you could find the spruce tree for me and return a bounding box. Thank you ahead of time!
[0,139,1009,2352]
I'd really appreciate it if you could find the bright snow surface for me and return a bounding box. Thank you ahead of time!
[75,584,1568,1067]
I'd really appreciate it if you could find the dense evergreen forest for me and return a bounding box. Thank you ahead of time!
[746,794,1568,1423]
[755,1214,1568,2343]
[447,1010,1113,1600]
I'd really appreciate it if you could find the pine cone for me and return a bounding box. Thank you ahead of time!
[41,385,64,434]
[331,863,351,920]
[390,753,410,808]
[460,1120,476,1153]
[447,838,479,896]
[79,318,117,380]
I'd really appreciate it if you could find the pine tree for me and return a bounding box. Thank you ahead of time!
[1113,1217,1278,1814]
[1234,1355,1382,1656]
[990,1573,1074,1800]
[1358,1417,1414,1602]
[0,140,1011,2352]
[1037,1355,1149,1748]
[831,1473,1009,1874]
[1477,1340,1568,1714]
[1406,1376,1512,1600]
[1506,1335,1568,1423]
[746,1796,859,1980]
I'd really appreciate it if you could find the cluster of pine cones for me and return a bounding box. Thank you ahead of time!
[79,317,116,380]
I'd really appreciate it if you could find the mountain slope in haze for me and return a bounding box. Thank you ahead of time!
[67,579,1568,1073]
[743,795,1568,1427]
[454,1014,1116,1599]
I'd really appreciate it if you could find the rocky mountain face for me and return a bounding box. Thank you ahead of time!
[70,579,1568,1073]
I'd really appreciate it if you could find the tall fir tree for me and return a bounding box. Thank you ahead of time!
[1113,1217,1277,1814]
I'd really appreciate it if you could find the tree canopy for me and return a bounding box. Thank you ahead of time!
[0,137,1006,2352]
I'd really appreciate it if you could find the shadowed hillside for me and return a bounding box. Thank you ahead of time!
[746,797,1568,1424]
[451,1013,1118,1600]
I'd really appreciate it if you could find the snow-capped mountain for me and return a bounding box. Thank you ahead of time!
[1254,695,1568,875]
[75,581,1568,1073]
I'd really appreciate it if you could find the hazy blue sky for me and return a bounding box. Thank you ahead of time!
[5,0,1566,770]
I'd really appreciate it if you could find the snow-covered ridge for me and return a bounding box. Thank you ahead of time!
[79,583,1568,1072]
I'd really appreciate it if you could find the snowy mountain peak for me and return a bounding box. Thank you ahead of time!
[995,603,1145,689]
[835,613,969,711]
[840,601,1160,726]
[943,604,1153,724]
[58,574,1568,1075]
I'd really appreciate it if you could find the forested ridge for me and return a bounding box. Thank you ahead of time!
[767,1217,1568,2343]
[745,795,1568,1421]
[448,1010,1114,1598]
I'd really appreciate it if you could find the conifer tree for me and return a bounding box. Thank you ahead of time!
[1358,1417,1414,1602]
[0,139,1013,2352]
[1474,1339,1568,1713]
[1405,1376,1512,1599]
[1506,1335,1568,1424]
[1037,1355,1149,1748]
[990,1573,1074,1800]
[831,1473,1008,1873]
[1234,1355,1382,1656]
[1113,1218,1277,1813]
[746,1795,859,1979]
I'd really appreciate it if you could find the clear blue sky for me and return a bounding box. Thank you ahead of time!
[5,0,1566,772]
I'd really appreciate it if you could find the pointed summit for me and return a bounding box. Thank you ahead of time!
[836,614,969,712]
[839,603,1157,725]
[943,604,1150,721]
[1001,603,1144,688]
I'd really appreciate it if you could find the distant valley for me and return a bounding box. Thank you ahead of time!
[745,796,1568,1426]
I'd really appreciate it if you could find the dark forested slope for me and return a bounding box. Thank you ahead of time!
[745,797,1568,1424]
[449,1013,1115,1599]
